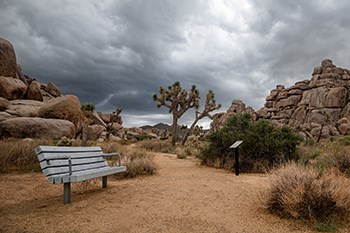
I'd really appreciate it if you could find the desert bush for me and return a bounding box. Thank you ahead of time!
[200,113,303,172]
[335,153,350,177]
[265,163,350,229]
[0,138,54,173]
[337,136,350,146]
[81,102,95,111]
[138,139,176,154]
[298,139,350,177]
[176,151,187,159]
[118,148,157,178]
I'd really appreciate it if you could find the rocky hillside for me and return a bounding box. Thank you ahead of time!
[0,37,124,141]
[214,60,350,139]
[258,59,350,138]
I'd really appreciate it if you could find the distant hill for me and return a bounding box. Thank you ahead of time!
[141,123,173,131]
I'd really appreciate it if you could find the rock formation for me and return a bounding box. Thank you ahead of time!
[0,38,18,78]
[0,117,76,139]
[0,37,127,141]
[258,59,350,138]
[211,100,257,130]
[210,60,350,139]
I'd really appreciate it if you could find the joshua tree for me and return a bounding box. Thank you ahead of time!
[153,81,200,146]
[181,90,221,145]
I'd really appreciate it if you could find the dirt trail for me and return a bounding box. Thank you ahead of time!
[0,153,314,232]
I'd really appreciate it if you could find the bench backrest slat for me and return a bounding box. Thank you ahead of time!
[37,151,104,161]
[35,146,102,154]
[35,146,111,177]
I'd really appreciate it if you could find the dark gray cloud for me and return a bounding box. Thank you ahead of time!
[1,0,350,127]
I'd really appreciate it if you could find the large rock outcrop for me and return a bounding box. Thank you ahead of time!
[6,100,43,117]
[0,37,129,141]
[38,95,83,131]
[0,38,17,78]
[0,117,75,139]
[258,59,350,138]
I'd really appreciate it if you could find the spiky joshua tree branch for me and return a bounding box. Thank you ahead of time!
[153,81,200,146]
[181,90,221,145]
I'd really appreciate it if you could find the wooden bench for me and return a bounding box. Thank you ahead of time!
[35,146,126,204]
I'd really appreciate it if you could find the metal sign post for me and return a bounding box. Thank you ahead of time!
[230,141,243,176]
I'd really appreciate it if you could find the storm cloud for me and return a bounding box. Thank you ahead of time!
[1,0,350,127]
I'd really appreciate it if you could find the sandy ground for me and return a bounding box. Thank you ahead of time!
[0,153,341,233]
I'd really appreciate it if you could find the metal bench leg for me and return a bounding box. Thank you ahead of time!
[102,176,107,189]
[64,183,71,204]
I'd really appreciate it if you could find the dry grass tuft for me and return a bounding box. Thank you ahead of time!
[265,162,350,229]
[0,138,54,173]
[118,148,158,178]
[137,139,175,154]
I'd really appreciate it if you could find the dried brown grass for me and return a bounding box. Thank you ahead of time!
[0,138,54,173]
[265,162,350,225]
[117,148,158,178]
[137,139,176,154]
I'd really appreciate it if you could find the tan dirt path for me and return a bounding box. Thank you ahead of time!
[0,153,319,232]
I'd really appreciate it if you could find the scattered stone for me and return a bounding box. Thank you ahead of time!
[44,82,61,97]
[26,80,43,101]
[0,97,10,110]
[0,76,27,100]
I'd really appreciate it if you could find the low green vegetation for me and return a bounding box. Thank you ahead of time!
[81,102,95,111]
[200,113,303,172]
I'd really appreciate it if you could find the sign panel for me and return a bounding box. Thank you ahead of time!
[229,140,243,149]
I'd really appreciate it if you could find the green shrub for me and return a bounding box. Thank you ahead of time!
[265,163,350,230]
[200,113,303,172]
[81,102,95,111]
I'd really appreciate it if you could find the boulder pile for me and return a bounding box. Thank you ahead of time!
[0,37,125,140]
[0,37,166,142]
[0,37,81,139]
[258,59,350,138]
[211,60,350,139]
[211,100,257,130]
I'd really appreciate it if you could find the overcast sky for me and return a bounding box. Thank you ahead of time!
[1,0,350,128]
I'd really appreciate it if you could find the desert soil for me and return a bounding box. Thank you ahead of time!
[0,152,334,233]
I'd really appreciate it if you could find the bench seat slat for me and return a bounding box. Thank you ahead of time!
[43,161,109,176]
[47,166,127,184]
[39,157,106,169]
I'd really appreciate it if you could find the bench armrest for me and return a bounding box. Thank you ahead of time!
[102,152,121,166]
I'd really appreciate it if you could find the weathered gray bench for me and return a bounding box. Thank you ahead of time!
[35,146,126,204]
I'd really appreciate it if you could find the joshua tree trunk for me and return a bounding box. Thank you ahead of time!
[172,114,178,146]
[181,118,199,146]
